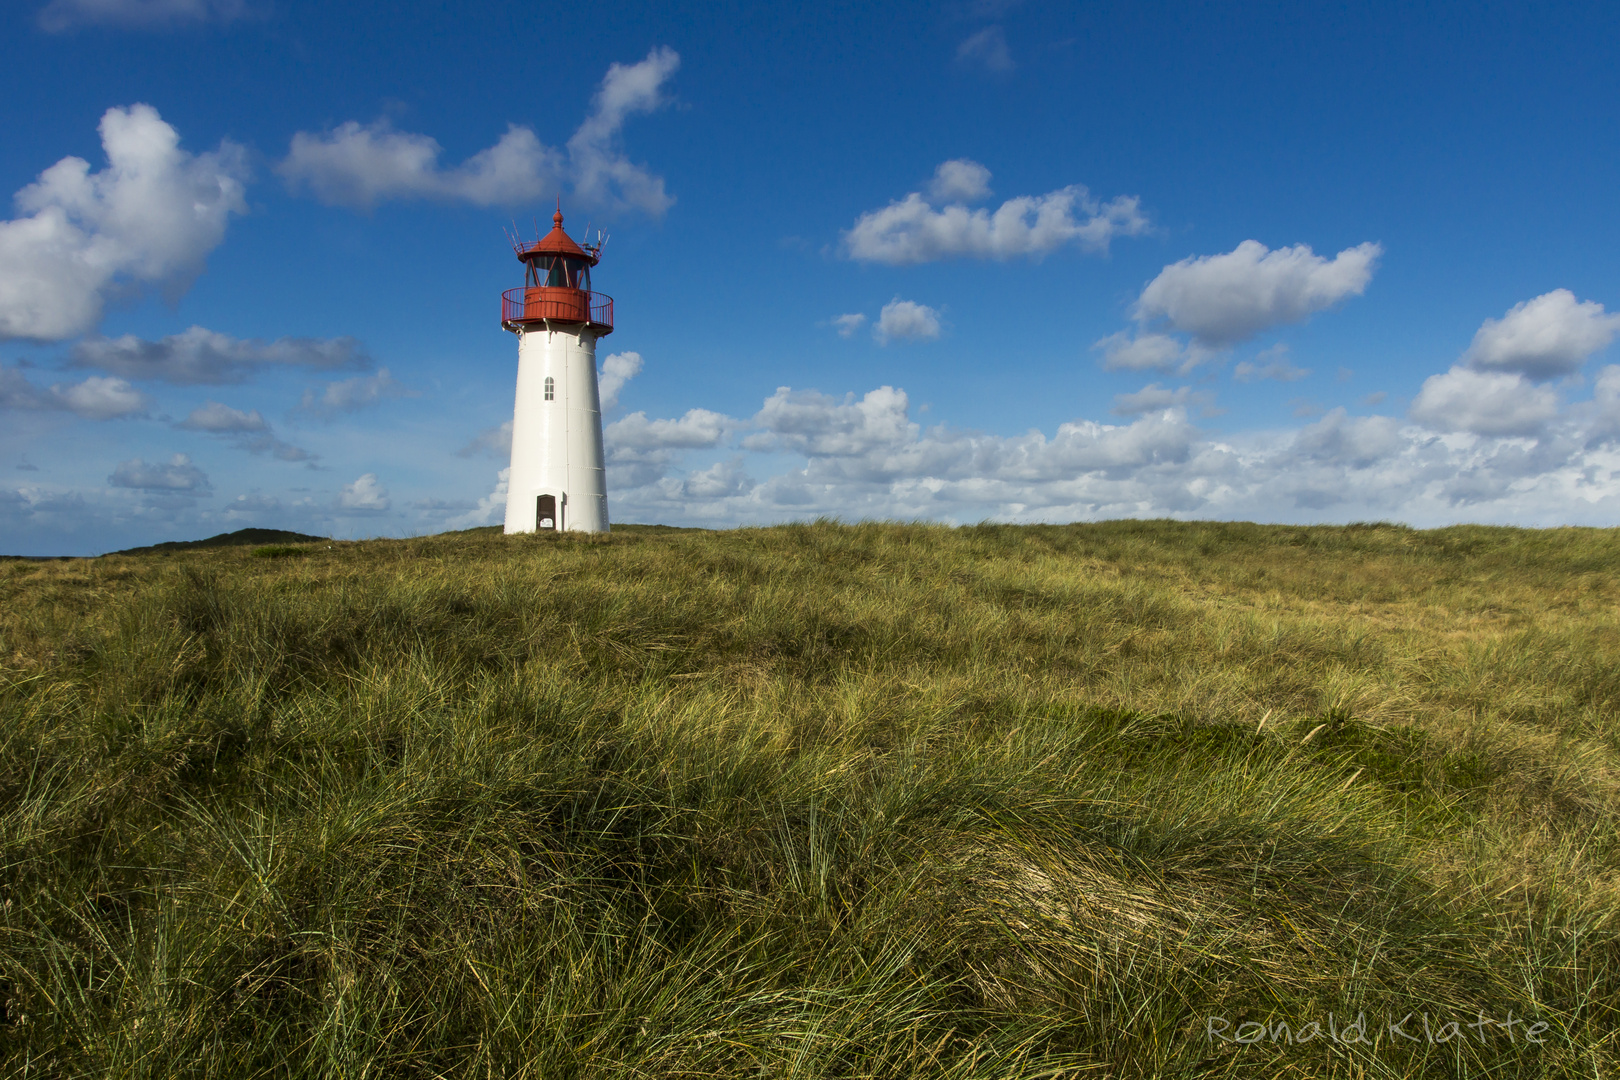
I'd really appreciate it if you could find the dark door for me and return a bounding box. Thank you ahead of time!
[537,494,557,530]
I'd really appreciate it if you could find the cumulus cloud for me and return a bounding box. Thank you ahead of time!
[298,368,411,417]
[844,165,1148,264]
[55,375,147,419]
[598,350,643,410]
[37,0,248,31]
[1,364,147,419]
[567,46,681,216]
[1409,367,1560,437]
[1092,331,1198,373]
[607,408,732,450]
[1585,366,1620,442]
[279,47,679,215]
[832,313,868,338]
[1461,289,1620,380]
[601,376,1620,529]
[1290,409,1404,469]
[875,298,942,344]
[1234,346,1310,382]
[278,122,560,211]
[338,473,390,513]
[0,104,247,341]
[176,400,315,462]
[1133,240,1381,347]
[445,468,508,530]
[928,159,993,203]
[602,406,735,490]
[681,458,755,499]
[109,453,210,493]
[71,325,369,384]
[746,386,920,457]
[1110,383,1216,417]
[177,401,265,433]
[956,26,1014,71]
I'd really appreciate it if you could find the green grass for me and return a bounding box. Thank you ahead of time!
[2,519,1618,1077]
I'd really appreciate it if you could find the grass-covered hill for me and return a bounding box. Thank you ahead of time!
[109,527,328,557]
[2,520,1617,1078]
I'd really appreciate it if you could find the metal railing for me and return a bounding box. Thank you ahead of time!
[501,287,613,332]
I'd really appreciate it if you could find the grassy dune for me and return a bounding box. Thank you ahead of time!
[2,520,1617,1077]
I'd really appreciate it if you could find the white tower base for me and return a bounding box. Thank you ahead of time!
[503,321,610,534]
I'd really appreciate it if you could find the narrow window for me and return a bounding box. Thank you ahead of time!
[543,376,555,401]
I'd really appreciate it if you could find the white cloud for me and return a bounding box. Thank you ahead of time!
[567,46,681,217]
[603,378,1620,529]
[1585,365,1620,442]
[604,407,737,491]
[279,47,679,216]
[832,313,868,338]
[37,0,247,31]
[875,298,942,344]
[1134,240,1381,347]
[844,168,1148,265]
[338,473,390,513]
[598,350,643,410]
[1462,289,1620,380]
[278,122,561,210]
[1092,331,1198,373]
[1,364,147,419]
[1111,383,1215,417]
[746,386,920,457]
[1409,367,1560,437]
[607,408,732,450]
[176,401,314,462]
[0,104,247,341]
[109,453,210,492]
[71,326,369,384]
[1290,408,1404,469]
[680,458,755,499]
[177,401,266,433]
[445,467,508,530]
[956,26,1014,71]
[928,159,993,203]
[56,375,147,419]
[298,367,411,417]
[1234,346,1310,382]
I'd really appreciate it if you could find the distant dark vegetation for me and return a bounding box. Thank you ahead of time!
[110,527,327,556]
[2,520,1617,1077]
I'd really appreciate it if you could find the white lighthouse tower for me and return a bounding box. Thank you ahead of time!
[500,208,614,534]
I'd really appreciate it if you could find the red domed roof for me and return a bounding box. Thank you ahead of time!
[516,209,597,265]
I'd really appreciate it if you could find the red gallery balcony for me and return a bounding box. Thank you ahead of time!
[501,287,614,334]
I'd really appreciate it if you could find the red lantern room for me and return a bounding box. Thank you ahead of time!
[501,209,614,334]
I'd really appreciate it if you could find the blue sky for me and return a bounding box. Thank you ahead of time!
[4,0,1619,554]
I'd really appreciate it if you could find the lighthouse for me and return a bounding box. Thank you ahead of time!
[500,209,614,534]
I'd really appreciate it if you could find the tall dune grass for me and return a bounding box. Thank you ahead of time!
[2,520,1617,1077]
